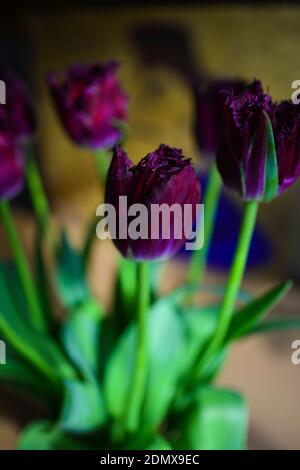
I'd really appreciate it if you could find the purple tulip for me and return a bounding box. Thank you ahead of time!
[47,62,128,150]
[193,79,247,156]
[0,69,36,143]
[105,144,201,260]
[0,132,25,200]
[217,80,300,202]
[273,100,300,194]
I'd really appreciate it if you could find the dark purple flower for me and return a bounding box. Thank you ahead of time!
[105,144,201,260]
[193,79,247,156]
[0,69,36,142]
[273,100,300,194]
[0,132,25,200]
[217,80,300,202]
[47,62,128,150]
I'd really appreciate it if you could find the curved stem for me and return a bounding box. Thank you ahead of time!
[0,200,46,332]
[126,261,150,432]
[26,146,50,236]
[188,163,222,285]
[195,200,259,379]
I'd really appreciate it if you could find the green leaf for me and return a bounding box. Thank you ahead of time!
[226,280,292,343]
[104,326,136,420]
[249,317,300,335]
[263,111,279,202]
[125,432,172,450]
[0,260,43,327]
[60,297,106,433]
[59,379,106,433]
[0,352,56,401]
[146,434,172,450]
[141,297,187,431]
[200,348,228,384]
[178,304,218,378]
[104,295,187,430]
[61,298,103,380]
[172,306,226,412]
[0,264,76,388]
[17,421,91,450]
[176,387,248,450]
[55,230,90,308]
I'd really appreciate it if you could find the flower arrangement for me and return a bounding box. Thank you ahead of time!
[0,63,300,450]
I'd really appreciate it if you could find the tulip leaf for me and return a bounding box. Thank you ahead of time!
[61,298,103,380]
[17,421,91,450]
[0,353,56,401]
[104,326,137,420]
[141,296,187,431]
[0,262,76,386]
[59,379,106,433]
[146,434,173,451]
[1,260,32,322]
[199,348,228,384]
[263,111,278,202]
[55,230,90,309]
[175,387,248,450]
[249,317,300,335]
[172,305,226,412]
[225,280,292,343]
[104,296,187,429]
[178,304,218,378]
[125,433,172,450]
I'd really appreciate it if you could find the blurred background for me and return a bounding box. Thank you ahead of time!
[1,1,300,450]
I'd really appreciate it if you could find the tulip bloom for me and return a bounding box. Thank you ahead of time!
[0,69,36,142]
[105,144,200,260]
[193,79,246,156]
[217,80,300,202]
[47,62,128,150]
[0,132,25,200]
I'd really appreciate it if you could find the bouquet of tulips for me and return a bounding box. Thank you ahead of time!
[0,63,300,451]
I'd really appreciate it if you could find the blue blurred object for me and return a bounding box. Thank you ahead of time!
[180,172,273,270]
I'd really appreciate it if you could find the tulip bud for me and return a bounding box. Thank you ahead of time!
[0,132,25,200]
[0,69,36,143]
[193,79,246,157]
[47,62,128,150]
[105,145,201,260]
[216,80,300,202]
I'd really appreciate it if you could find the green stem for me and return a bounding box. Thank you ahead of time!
[95,149,110,187]
[0,315,60,389]
[26,146,50,236]
[188,163,222,285]
[0,200,46,332]
[126,261,150,432]
[195,200,259,379]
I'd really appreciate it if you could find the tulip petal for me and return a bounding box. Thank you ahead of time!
[47,62,128,150]
[105,145,201,261]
